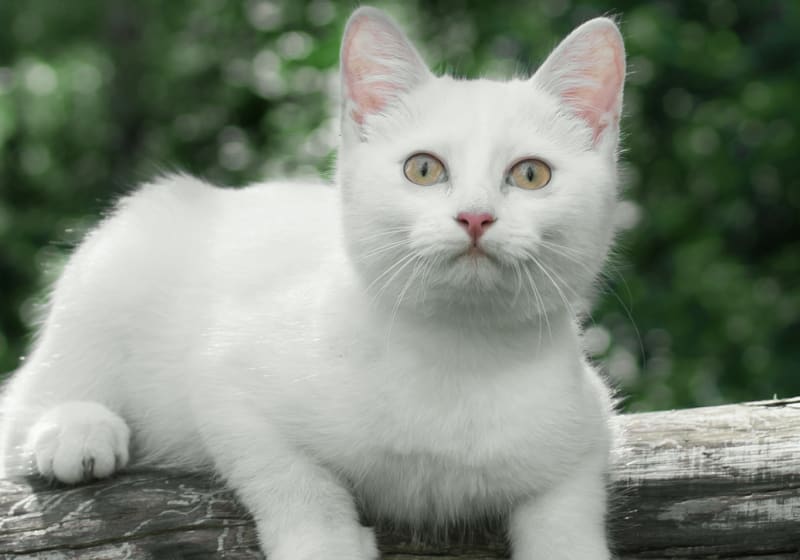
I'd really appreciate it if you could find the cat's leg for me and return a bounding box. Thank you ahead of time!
[1,178,211,480]
[0,269,135,481]
[27,401,130,484]
[0,299,135,481]
[201,412,378,560]
[0,356,132,481]
[509,459,610,560]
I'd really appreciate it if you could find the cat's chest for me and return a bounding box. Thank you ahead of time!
[307,311,586,456]
[305,335,591,519]
[331,364,586,521]
[247,297,600,516]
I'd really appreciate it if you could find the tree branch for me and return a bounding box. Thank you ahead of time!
[1,398,799,558]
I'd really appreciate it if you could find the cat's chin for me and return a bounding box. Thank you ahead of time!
[438,253,506,291]
[463,246,489,258]
[454,252,497,270]
[425,253,572,318]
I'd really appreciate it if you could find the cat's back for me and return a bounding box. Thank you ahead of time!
[20,172,341,380]
[113,173,338,248]
[87,173,345,353]
[87,174,341,292]
[208,176,342,283]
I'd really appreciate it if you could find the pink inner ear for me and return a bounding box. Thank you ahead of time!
[343,19,379,123]
[549,23,625,143]
[343,18,401,124]
[341,11,425,125]
[344,64,401,125]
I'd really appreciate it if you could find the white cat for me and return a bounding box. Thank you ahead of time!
[0,7,626,560]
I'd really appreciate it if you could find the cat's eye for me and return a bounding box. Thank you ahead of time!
[507,159,552,190]
[404,153,446,186]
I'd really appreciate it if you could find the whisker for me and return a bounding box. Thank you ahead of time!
[365,252,418,297]
[521,264,549,346]
[527,252,580,325]
[511,260,544,351]
[358,239,411,261]
[538,239,595,259]
[538,241,645,363]
[416,256,437,307]
[510,262,523,306]
[356,226,411,242]
[371,251,422,309]
[385,255,423,343]
[539,240,625,299]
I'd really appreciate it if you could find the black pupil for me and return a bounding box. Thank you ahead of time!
[420,160,429,177]
[525,164,535,182]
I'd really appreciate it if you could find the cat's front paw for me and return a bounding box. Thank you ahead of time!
[269,524,378,560]
[28,401,130,484]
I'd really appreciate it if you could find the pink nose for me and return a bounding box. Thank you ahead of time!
[456,211,496,243]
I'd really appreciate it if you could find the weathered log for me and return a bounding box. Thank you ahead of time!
[0,397,798,559]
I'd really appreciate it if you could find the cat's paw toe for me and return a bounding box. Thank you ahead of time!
[29,401,130,484]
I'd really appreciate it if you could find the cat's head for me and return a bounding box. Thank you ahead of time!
[336,7,625,325]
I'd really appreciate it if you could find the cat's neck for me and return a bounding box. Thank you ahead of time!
[329,262,582,368]
[368,281,580,337]
[381,305,580,380]
[362,292,580,365]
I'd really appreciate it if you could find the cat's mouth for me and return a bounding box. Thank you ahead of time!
[457,244,499,266]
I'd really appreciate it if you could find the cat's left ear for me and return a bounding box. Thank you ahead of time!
[532,18,626,152]
[340,7,432,133]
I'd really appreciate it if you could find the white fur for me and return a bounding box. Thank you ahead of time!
[0,8,625,560]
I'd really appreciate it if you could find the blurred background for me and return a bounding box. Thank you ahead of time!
[0,0,798,411]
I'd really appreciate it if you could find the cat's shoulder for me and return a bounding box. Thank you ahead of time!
[120,172,334,205]
[108,173,337,229]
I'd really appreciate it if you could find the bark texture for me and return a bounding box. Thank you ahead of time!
[1,397,799,558]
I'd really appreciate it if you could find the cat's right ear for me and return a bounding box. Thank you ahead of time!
[340,7,432,135]
[531,18,626,153]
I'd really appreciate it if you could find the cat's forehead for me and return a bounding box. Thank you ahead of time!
[382,75,590,156]
[420,76,553,117]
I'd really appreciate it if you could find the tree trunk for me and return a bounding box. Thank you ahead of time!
[1,397,799,558]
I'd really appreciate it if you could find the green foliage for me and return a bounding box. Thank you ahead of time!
[1,0,798,411]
